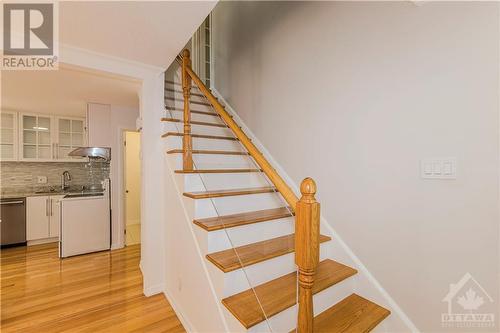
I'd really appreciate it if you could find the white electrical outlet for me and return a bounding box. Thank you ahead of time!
[421,158,457,179]
[37,176,48,184]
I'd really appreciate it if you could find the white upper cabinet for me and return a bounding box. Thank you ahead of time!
[55,117,86,161]
[18,113,87,162]
[0,111,18,161]
[87,103,111,147]
[20,113,53,161]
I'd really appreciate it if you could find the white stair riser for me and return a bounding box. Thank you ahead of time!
[165,135,243,151]
[206,217,295,252]
[165,91,207,103]
[165,110,222,123]
[167,99,214,111]
[248,276,355,333]
[170,153,257,170]
[182,173,272,193]
[194,192,286,219]
[163,122,232,137]
[221,246,330,297]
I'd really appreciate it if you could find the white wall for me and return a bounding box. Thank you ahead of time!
[212,2,499,332]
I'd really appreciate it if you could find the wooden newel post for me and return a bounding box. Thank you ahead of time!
[295,178,320,333]
[181,49,193,171]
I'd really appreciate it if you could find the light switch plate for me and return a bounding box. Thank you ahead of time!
[421,158,457,179]
[37,176,47,184]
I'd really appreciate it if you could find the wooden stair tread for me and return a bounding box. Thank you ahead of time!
[165,107,218,116]
[223,259,357,329]
[165,96,211,107]
[194,207,293,231]
[292,294,390,333]
[183,187,277,199]
[206,234,331,273]
[161,132,238,141]
[167,149,249,156]
[161,118,227,128]
[175,169,262,174]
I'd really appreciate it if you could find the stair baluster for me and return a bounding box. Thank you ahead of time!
[295,178,320,333]
[181,49,193,170]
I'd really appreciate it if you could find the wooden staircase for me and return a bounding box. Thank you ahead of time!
[162,50,390,332]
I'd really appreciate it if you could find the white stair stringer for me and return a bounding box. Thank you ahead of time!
[163,146,229,332]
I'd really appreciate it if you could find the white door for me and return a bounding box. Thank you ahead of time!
[26,196,50,240]
[124,131,141,245]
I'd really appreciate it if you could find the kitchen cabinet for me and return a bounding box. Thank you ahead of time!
[19,113,86,162]
[49,195,64,238]
[87,103,111,147]
[0,111,18,161]
[26,195,63,241]
[19,113,53,161]
[55,117,86,161]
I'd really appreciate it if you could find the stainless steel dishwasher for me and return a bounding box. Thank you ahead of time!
[1,198,26,247]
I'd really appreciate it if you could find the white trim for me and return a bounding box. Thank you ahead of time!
[211,88,420,333]
[143,283,163,297]
[110,243,123,250]
[27,238,58,246]
[163,288,196,333]
[60,43,165,80]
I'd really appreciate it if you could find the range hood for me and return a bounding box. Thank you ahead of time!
[69,147,111,161]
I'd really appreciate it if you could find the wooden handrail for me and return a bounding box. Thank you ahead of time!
[184,64,299,211]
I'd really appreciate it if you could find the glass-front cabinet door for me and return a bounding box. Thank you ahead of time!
[56,117,86,160]
[19,114,53,161]
[0,111,18,161]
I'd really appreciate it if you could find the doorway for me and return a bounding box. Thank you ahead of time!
[124,130,141,246]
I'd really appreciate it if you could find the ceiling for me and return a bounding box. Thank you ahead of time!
[60,1,217,68]
[1,64,141,117]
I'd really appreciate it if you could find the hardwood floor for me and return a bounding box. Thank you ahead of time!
[1,243,185,333]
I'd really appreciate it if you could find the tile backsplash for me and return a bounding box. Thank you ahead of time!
[0,161,110,194]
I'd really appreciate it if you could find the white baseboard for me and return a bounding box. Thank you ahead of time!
[143,283,163,297]
[126,219,140,226]
[212,88,419,333]
[27,237,58,246]
[163,288,196,333]
[111,243,124,250]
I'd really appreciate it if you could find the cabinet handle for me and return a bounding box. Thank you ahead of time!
[0,201,24,205]
[50,198,53,216]
[46,198,49,216]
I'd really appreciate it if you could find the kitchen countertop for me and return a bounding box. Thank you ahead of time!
[1,186,104,199]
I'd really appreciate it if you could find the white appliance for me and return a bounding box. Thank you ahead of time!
[59,179,111,258]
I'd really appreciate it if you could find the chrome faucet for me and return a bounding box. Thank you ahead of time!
[61,171,72,190]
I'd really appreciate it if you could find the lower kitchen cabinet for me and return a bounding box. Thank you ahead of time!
[26,195,63,242]
[49,196,63,238]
